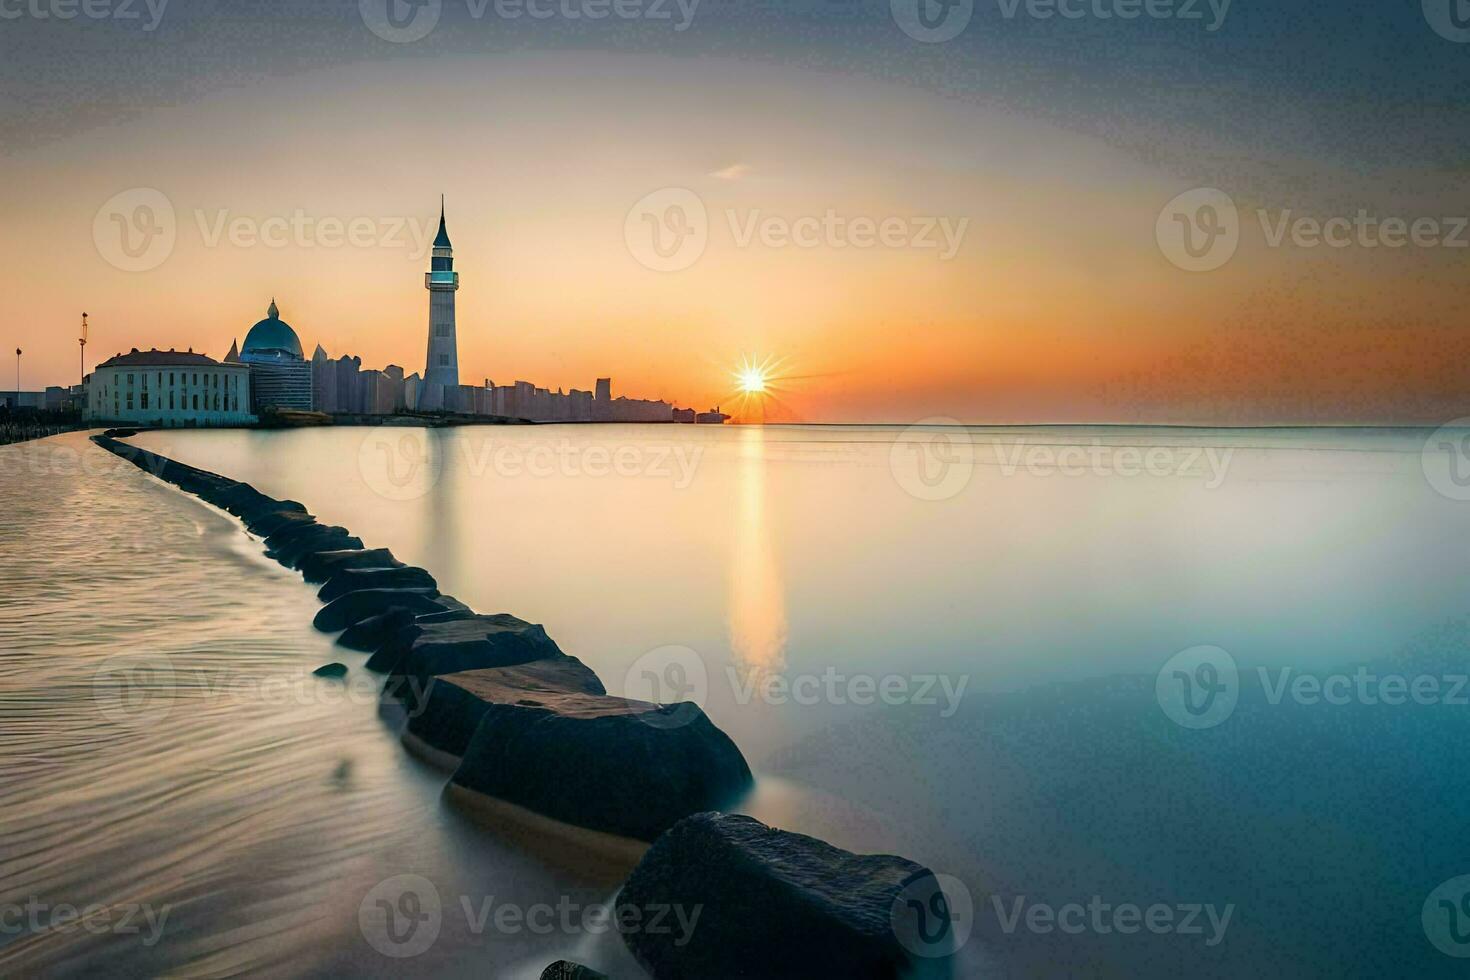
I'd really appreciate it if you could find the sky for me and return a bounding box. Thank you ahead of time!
[1,0,1467,423]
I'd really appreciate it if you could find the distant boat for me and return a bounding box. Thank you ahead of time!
[696,407,730,425]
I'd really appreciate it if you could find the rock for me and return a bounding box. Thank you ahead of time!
[168,466,233,497]
[246,507,318,538]
[336,606,420,652]
[267,525,365,569]
[617,813,951,979]
[337,596,474,654]
[405,658,607,757]
[313,662,348,678]
[318,566,438,603]
[368,613,563,683]
[540,962,608,980]
[449,691,753,842]
[312,588,448,632]
[198,481,288,521]
[299,547,403,584]
[412,596,474,623]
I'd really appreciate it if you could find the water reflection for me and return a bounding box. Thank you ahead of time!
[727,426,787,676]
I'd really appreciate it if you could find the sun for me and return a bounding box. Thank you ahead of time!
[730,354,788,420]
[738,366,768,394]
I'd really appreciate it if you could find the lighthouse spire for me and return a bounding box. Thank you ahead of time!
[434,194,451,248]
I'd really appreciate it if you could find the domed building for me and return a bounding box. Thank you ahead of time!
[231,299,313,411]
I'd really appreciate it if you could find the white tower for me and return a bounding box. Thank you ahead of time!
[423,196,460,390]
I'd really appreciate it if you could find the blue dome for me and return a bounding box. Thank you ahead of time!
[241,300,303,360]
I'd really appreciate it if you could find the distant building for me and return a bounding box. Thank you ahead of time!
[236,300,313,411]
[84,348,253,426]
[0,390,47,410]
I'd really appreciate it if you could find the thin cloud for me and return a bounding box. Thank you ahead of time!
[708,163,752,181]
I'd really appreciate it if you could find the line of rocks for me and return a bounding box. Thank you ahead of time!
[92,430,959,979]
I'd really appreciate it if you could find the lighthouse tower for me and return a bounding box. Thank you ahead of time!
[422,197,460,391]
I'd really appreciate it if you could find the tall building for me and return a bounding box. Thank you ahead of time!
[422,198,460,391]
[236,299,313,411]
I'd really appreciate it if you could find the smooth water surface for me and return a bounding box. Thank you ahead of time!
[5,424,1470,976]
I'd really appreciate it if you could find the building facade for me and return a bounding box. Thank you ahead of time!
[422,200,460,391]
[235,300,313,411]
[85,348,253,426]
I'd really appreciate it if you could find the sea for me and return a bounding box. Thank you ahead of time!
[3,422,1470,977]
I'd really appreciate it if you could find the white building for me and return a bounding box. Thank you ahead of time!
[85,348,254,427]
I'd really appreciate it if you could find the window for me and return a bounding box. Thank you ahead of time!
[193,373,198,385]
[439,354,449,366]
[170,372,175,384]
[141,393,148,409]
[127,374,134,385]
[169,392,174,409]
[193,394,199,410]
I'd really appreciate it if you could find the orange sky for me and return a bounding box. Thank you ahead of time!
[3,54,1466,423]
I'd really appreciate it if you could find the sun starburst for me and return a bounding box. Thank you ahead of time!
[729,354,789,421]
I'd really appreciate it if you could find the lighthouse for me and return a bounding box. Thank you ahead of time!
[422,197,460,391]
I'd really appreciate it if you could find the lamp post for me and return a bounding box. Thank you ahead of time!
[79,313,89,385]
[14,347,20,404]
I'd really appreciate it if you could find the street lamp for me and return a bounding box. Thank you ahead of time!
[80,312,89,385]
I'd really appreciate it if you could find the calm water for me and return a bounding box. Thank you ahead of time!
[4,423,1470,976]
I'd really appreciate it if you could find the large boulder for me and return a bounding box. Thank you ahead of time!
[299,547,403,584]
[336,596,474,653]
[448,692,753,842]
[312,588,448,632]
[318,565,438,603]
[168,466,234,497]
[267,525,365,568]
[617,813,953,979]
[405,658,607,757]
[336,606,420,653]
[198,481,290,522]
[412,599,475,624]
[368,613,563,683]
[246,507,318,538]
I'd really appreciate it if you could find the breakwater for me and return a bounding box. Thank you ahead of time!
[91,429,956,979]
